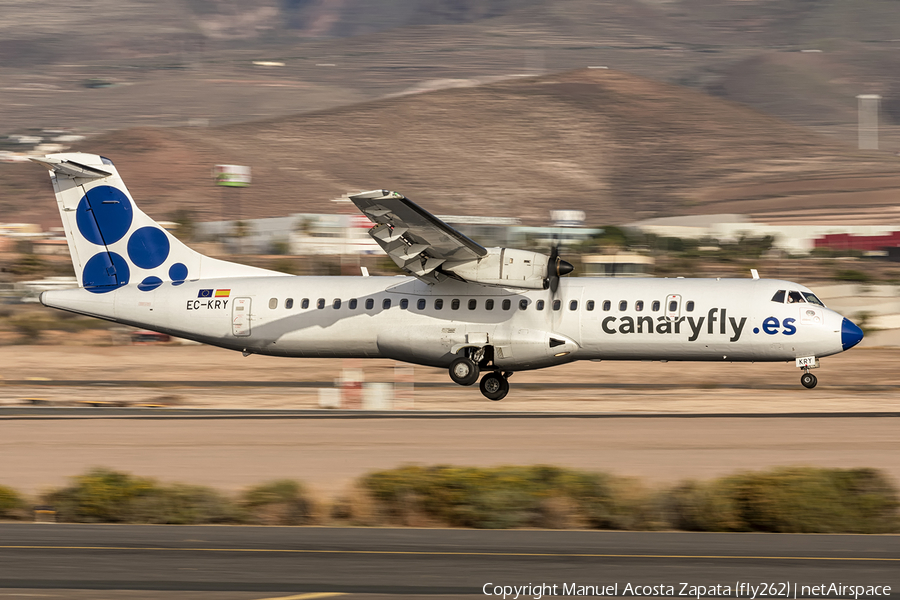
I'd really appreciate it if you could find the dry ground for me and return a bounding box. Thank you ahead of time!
[0,345,897,497]
[0,344,897,413]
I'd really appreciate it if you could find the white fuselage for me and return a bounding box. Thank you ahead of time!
[42,275,850,371]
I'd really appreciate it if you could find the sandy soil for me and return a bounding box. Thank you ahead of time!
[1,416,897,496]
[0,345,897,413]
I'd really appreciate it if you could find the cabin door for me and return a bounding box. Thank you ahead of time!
[232,297,252,336]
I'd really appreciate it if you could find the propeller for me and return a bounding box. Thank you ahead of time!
[544,242,574,293]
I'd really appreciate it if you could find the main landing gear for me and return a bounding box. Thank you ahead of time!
[480,371,512,401]
[448,347,513,400]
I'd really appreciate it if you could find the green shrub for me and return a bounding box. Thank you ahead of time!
[241,480,316,525]
[44,468,241,524]
[835,269,871,283]
[362,465,659,530]
[0,485,25,518]
[667,467,899,534]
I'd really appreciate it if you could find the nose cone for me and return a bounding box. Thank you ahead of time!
[841,318,864,351]
[557,258,574,277]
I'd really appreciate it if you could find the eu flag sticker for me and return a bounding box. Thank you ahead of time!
[198,289,213,298]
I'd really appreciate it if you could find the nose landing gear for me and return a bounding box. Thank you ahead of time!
[800,371,818,389]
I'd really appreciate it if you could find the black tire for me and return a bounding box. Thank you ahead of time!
[800,373,817,389]
[449,356,479,386]
[480,372,510,401]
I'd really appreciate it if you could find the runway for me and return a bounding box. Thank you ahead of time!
[1,524,897,596]
[2,407,900,418]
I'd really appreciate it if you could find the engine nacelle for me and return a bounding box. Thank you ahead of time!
[443,248,549,290]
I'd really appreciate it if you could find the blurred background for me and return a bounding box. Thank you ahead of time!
[4,0,900,385]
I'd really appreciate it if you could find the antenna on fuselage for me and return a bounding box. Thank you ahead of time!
[751,269,760,280]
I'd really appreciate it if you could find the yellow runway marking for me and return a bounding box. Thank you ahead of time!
[254,594,344,600]
[0,545,898,561]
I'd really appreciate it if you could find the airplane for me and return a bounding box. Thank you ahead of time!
[30,152,863,400]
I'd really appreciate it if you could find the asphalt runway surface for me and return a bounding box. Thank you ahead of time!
[1,524,898,597]
[6,379,900,392]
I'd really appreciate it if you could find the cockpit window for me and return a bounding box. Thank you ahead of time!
[787,291,805,303]
[802,292,825,307]
[771,290,785,303]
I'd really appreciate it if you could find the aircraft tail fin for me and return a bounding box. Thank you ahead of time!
[32,153,281,293]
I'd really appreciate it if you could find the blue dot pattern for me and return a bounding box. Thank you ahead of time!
[169,262,188,283]
[127,226,170,269]
[82,252,130,293]
[138,276,163,292]
[75,186,133,246]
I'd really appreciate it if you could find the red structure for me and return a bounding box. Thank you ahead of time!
[815,231,900,252]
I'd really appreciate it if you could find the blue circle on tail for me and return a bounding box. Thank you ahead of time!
[169,262,188,284]
[75,186,133,246]
[82,252,130,293]
[138,276,163,292]
[127,227,170,269]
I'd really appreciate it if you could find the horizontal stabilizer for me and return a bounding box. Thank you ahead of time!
[30,157,111,180]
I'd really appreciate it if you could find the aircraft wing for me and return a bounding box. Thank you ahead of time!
[350,190,487,281]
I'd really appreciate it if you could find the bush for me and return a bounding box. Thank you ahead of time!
[0,485,25,519]
[44,468,241,524]
[835,269,871,283]
[361,465,660,530]
[666,467,899,534]
[241,480,317,525]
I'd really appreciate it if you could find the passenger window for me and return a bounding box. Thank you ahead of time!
[349,299,358,310]
[468,299,477,310]
[434,299,444,310]
[269,298,278,310]
[383,298,391,309]
[365,298,374,310]
[668,300,677,312]
[536,299,545,311]
[635,300,643,312]
[400,298,409,309]
[519,299,528,310]
[553,299,561,311]
[502,299,511,310]
[787,291,805,304]
[652,300,660,311]
[587,300,595,311]
[317,298,325,309]
[771,290,786,303]
[417,299,426,310]
[333,298,341,309]
[619,300,627,311]
[285,298,294,309]
[686,301,694,312]
[569,300,578,311]
[603,300,611,311]
[485,299,494,310]
[451,299,460,310]
[301,298,309,309]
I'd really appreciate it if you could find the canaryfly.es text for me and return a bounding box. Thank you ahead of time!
[482,582,893,599]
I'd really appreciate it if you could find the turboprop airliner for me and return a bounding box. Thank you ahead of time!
[31,152,863,400]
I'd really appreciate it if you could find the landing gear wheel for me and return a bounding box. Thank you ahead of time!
[800,373,818,389]
[480,372,510,401]
[449,356,480,386]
